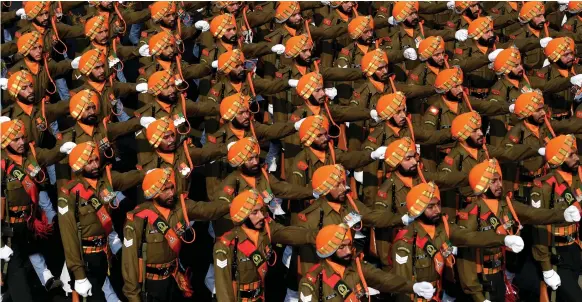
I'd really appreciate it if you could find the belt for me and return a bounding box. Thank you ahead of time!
[82,237,107,247]
[483,258,504,269]
[146,260,177,280]
[239,287,262,299]
[554,232,578,244]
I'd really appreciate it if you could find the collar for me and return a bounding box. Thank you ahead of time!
[556,169,573,187]
[427,64,440,76]
[327,201,341,213]
[83,177,98,190]
[527,24,541,38]
[283,24,297,36]
[395,171,413,188]
[78,122,95,136]
[459,141,479,160]
[385,121,402,137]
[356,42,369,55]
[369,77,385,93]
[441,96,459,114]
[305,102,321,115]
[156,150,175,165]
[32,23,46,34]
[482,198,500,216]
[92,42,108,55]
[16,101,33,116]
[88,80,106,93]
[228,123,246,140]
[309,147,326,163]
[295,63,308,76]
[24,58,40,75]
[241,225,260,246]
[219,40,234,52]
[335,8,355,23]
[157,58,172,71]
[418,221,436,239]
[325,259,346,278]
[153,201,172,221]
[524,120,540,138]
[240,172,257,189]
[508,2,518,11]
[156,99,173,113]
[6,153,23,166]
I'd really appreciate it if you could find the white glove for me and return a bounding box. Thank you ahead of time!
[413,282,436,300]
[370,109,381,123]
[564,205,581,222]
[294,118,306,131]
[136,83,148,93]
[288,79,299,87]
[175,78,183,86]
[455,29,468,42]
[75,278,93,298]
[403,48,418,61]
[140,117,156,128]
[16,8,26,19]
[371,146,388,160]
[488,49,503,62]
[542,58,551,68]
[211,60,219,69]
[509,104,515,113]
[388,16,396,25]
[325,87,337,100]
[447,1,455,10]
[173,116,185,127]
[452,246,458,255]
[271,44,286,55]
[0,116,10,124]
[0,245,13,262]
[108,57,120,68]
[570,74,582,87]
[538,147,546,156]
[0,78,7,90]
[194,20,210,32]
[321,0,331,5]
[108,232,122,254]
[504,235,524,253]
[354,171,363,183]
[71,57,81,69]
[138,44,150,57]
[543,270,562,290]
[146,169,156,174]
[313,191,320,199]
[540,37,553,48]
[227,142,236,151]
[59,142,77,154]
[558,0,570,5]
[401,214,415,226]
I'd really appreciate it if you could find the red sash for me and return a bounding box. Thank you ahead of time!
[135,209,182,255]
[70,183,113,234]
[237,239,269,283]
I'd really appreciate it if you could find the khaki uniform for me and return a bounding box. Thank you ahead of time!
[456,197,564,302]
[531,63,582,119]
[6,57,72,104]
[561,15,582,55]
[214,218,315,302]
[122,198,229,302]
[74,80,140,121]
[83,4,150,39]
[16,18,84,58]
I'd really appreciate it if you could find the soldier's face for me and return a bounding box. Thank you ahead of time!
[328,181,347,202]
[17,81,35,104]
[225,2,243,14]
[334,238,353,262]
[234,107,251,127]
[531,106,546,124]
[80,103,99,125]
[373,62,390,82]
[430,49,445,67]
[7,133,26,154]
[479,29,496,46]
[311,85,326,104]
[530,14,546,30]
[488,172,503,198]
[559,49,575,68]
[400,150,418,173]
[287,11,303,26]
[34,10,50,27]
[161,12,177,28]
[298,46,313,64]
[247,203,265,229]
[340,2,355,14]
[403,12,419,28]
[311,128,330,150]
[159,44,176,61]
[509,64,524,78]
[468,128,484,145]
[422,198,442,224]
[89,61,106,82]
[82,154,101,179]
[391,108,407,127]
[242,154,260,175]
[158,130,177,152]
[156,181,176,206]
[222,25,238,44]
[448,84,463,99]
[358,27,374,45]
[468,4,481,18]
[28,44,43,62]
[99,1,113,9]
[229,62,246,81]
[158,81,178,103]
[564,150,580,170]
[94,28,109,45]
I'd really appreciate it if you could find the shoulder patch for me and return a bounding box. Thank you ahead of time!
[210,88,219,97]
[491,8,500,14]
[383,36,391,42]
[444,156,454,166]
[377,190,387,198]
[563,24,573,32]
[124,238,133,247]
[208,135,217,144]
[275,72,283,79]
[298,213,307,222]
[141,31,148,38]
[290,114,301,122]
[297,161,308,171]
[491,89,500,95]
[341,48,350,56]
[576,111,582,119]
[353,91,360,98]
[216,258,228,268]
[223,186,234,195]
[126,212,134,221]
[537,72,545,79]
[409,73,419,81]
[455,48,463,55]
[428,106,440,115]
[509,35,517,40]
[202,49,210,56]
[457,211,469,220]
[367,136,377,143]
[508,134,519,144]
[323,19,332,26]
[446,21,456,29]
[534,179,542,188]
[395,253,409,264]
[139,67,145,75]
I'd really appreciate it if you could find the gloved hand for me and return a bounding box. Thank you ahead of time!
[0,78,7,90]
[211,60,219,69]
[455,29,468,42]
[288,79,299,87]
[227,142,236,151]
[173,116,185,127]
[540,37,553,48]
[488,49,504,62]
[509,104,515,113]
[447,1,455,10]
[570,74,582,87]
[0,245,13,261]
[59,142,77,154]
[403,48,418,60]
[504,235,524,253]
[136,83,148,93]
[294,118,306,131]
[325,87,337,100]
[401,214,415,226]
[0,116,10,124]
[354,171,363,183]
[138,44,150,57]
[195,20,210,32]
[146,169,156,174]
[313,191,321,199]
[564,205,581,222]
[75,278,93,298]
[388,16,396,25]
[175,78,183,86]
[371,146,388,160]
[321,0,331,5]
[271,44,286,54]
[542,59,551,68]
[370,109,380,123]
[71,57,81,69]
[543,270,561,290]
[108,232,122,255]
[140,117,156,128]
[538,147,545,156]
[108,57,120,68]
[413,282,436,300]
[16,8,26,19]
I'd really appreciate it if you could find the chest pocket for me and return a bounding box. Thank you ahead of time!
[524,47,542,66]
[79,202,99,227]
[6,179,23,191]
[146,228,166,244]
[415,251,433,270]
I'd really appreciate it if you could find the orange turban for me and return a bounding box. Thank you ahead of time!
[348,16,374,40]
[568,1,582,13]
[469,159,501,195]
[84,15,108,40]
[276,1,301,23]
[434,67,463,93]
[376,92,406,121]
[284,34,313,58]
[361,49,388,77]
[296,72,324,100]
[78,49,106,76]
[451,111,481,141]
[315,223,352,258]
[227,137,260,167]
[220,93,250,121]
[210,14,236,38]
[514,89,544,119]
[312,164,346,197]
[519,1,545,23]
[151,1,176,22]
[230,189,264,223]
[24,1,49,20]
[545,135,577,166]
[6,70,34,98]
[148,70,174,96]
[384,137,415,168]
[418,36,444,61]
[218,49,244,74]
[493,47,521,75]
[406,182,440,217]
[17,31,43,56]
[544,37,575,62]
[468,17,493,40]
[392,1,419,23]
[142,168,175,199]
[299,115,330,147]
[148,31,175,57]
[1,119,25,149]
[70,89,99,120]
[69,141,99,172]
[146,117,176,148]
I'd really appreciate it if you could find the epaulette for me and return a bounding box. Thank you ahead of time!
[299,201,320,218]
[304,263,323,284]
[61,180,79,194]
[409,73,419,82]
[427,106,439,115]
[297,160,308,171]
[394,229,410,243]
[219,230,236,246]
[563,24,573,32]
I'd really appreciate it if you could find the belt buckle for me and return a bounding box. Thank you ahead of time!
[566,234,575,243]
[493,259,502,268]
[94,237,105,246]
[162,267,171,276]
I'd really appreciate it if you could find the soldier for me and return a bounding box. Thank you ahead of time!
[142,2,209,46]
[213,189,317,302]
[530,135,582,301]
[391,182,526,302]
[1,119,75,301]
[83,1,151,40]
[560,2,582,54]
[456,158,580,302]
[298,223,437,301]
[1,70,69,148]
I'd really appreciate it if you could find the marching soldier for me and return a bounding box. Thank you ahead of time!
[82,1,151,40]
[213,189,317,302]
[122,168,230,301]
[560,2,582,54]
[142,2,208,46]
[391,182,526,302]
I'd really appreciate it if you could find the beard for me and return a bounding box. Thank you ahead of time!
[529,20,545,30]
[357,36,373,46]
[403,18,419,28]
[89,72,105,83]
[241,163,260,176]
[397,164,418,177]
[221,35,238,45]
[428,57,443,68]
[285,19,301,29]
[159,52,175,62]
[526,115,543,126]
[156,195,175,208]
[229,69,246,82]
[445,90,461,101]
[419,212,441,225]
[243,217,264,230]
[6,145,25,155]
[296,55,312,66]
[330,252,352,266]
[80,115,99,125]
[81,167,100,179]
[17,93,35,104]
[556,59,573,69]
[478,36,496,47]
[465,136,483,148]
[158,93,177,104]
[561,161,580,173]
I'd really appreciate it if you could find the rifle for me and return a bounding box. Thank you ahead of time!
[232,236,239,301]
[139,216,148,301]
[2,187,12,278]
[73,191,86,302]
